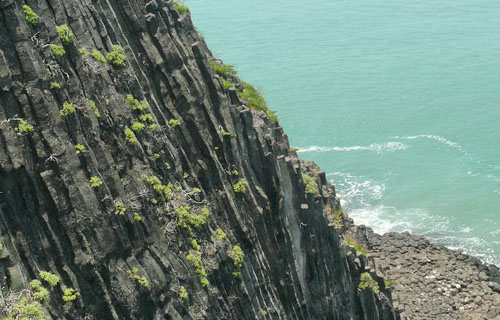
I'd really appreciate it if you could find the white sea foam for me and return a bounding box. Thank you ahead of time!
[298,142,408,153]
[329,171,500,266]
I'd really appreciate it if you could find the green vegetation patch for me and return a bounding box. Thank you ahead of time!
[210,61,237,76]
[168,119,181,128]
[106,45,127,67]
[62,288,80,302]
[51,44,66,57]
[39,271,60,287]
[115,201,126,216]
[229,245,244,268]
[358,272,379,292]
[92,49,107,64]
[124,128,137,144]
[23,5,39,25]
[50,82,61,89]
[87,99,100,118]
[56,24,73,43]
[59,102,75,118]
[15,119,34,134]
[179,286,188,300]
[302,173,319,196]
[126,94,148,112]
[176,206,210,232]
[173,3,190,14]
[343,234,368,255]
[186,240,209,286]
[233,179,249,193]
[127,267,149,288]
[89,176,103,188]
[238,83,278,122]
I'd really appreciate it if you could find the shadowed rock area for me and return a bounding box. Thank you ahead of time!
[0,0,396,319]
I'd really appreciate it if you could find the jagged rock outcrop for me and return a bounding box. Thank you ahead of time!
[0,1,396,319]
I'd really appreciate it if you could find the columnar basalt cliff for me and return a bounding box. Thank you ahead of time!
[0,1,396,319]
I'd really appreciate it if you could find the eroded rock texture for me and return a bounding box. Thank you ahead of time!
[0,1,396,319]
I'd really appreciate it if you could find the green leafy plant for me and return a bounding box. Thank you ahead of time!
[231,170,239,176]
[125,94,148,112]
[75,144,85,155]
[92,49,107,64]
[23,5,39,25]
[50,82,61,89]
[79,47,90,57]
[385,280,393,288]
[39,271,60,287]
[176,206,210,233]
[139,113,154,122]
[56,24,73,43]
[215,228,226,240]
[59,102,75,118]
[168,119,181,128]
[209,61,237,76]
[89,176,103,188]
[62,288,80,302]
[115,201,126,216]
[87,99,100,118]
[219,128,230,136]
[51,44,66,57]
[179,286,188,300]
[133,212,143,222]
[30,280,50,303]
[238,83,278,122]
[232,271,242,279]
[324,205,343,227]
[127,267,149,287]
[221,78,234,89]
[131,122,145,132]
[186,240,209,286]
[343,234,368,255]
[124,128,137,144]
[358,272,379,292]
[233,179,249,193]
[229,245,244,268]
[15,119,34,134]
[173,3,189,14]
[302,173,319,195]
[106,45,127,67]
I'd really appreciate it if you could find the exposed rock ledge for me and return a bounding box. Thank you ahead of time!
[362,227,500,320]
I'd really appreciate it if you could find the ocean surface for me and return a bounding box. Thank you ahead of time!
[185,0,500,266]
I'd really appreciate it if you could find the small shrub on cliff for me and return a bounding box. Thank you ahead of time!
[186,241,209,286]
[179,286,188,300]
[127,268,149,288]
[233,179,249,193]
[79,47,90,57]
[229,245,244,268]
[358,272,379,292]
[23,5,39,25]
[221,78,234,89]
[343,234,368,255]
[215,228,226,240]
[139,113,154,122]
[238,83,278,123]
[106,45,127,67]
[210,61,237,76]
[126,94,148,112]
[75,144,85,155]
[30,280,50,303]
[131,122,145,132]
[124,128,137,144]
[115,201,126,216]
[56,24,73,44]
[168,119,181,128]
[51,44,66,57]
[87,99,100,118]
[50,81,61,89]
[176,206,210,232]
[173,3,190,14]
[301,173,319,196]
[15,119,34,134]
[89,176,103,188]
[62,288,80,302]
[59,102,75,118]
[324,205,343,227]
[92,49,107,64]
[0,243,3,256]
[133,212,143,222]
[385,280,394,288]
[39,271,60,287]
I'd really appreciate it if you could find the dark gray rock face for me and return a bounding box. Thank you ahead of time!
[0,1,396,319]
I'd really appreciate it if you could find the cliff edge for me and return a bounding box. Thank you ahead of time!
[0,1,395,319]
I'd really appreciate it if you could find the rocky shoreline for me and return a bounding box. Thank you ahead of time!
[363,227,500,320]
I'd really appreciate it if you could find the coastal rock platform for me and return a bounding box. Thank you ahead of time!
[365,229,500,320]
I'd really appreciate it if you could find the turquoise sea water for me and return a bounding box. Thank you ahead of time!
[186,0,500,265]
